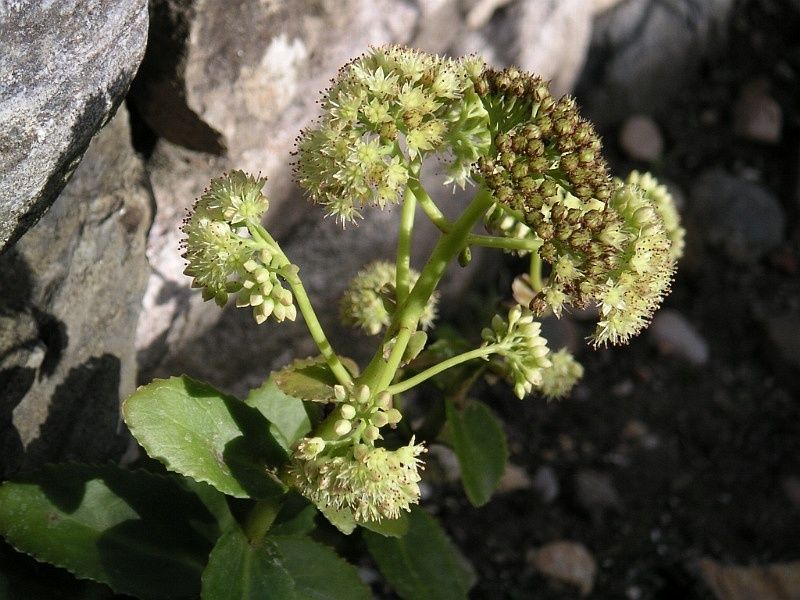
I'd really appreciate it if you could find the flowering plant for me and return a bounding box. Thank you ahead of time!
[0,47,682,599]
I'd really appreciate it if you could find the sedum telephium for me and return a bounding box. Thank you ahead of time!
[181,46,684,529]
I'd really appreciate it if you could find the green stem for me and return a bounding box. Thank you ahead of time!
[386,345,498,395]
[530,253,543,292]
[360,188,495,393]
[245,498,282,545]
[396,184,417,305]
[408,179,451,232]
[249,220,352,386]
[467,233,542,252]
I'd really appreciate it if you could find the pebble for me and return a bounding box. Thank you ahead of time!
[696,557,800,600]
[498,463,533,493]
[575,469,622,512]
[530,541,598,596]
[782,476,800,508]
[649,309,710,366]
[532,465,560,503]
[619,114,664,162]
[733,80,783,144]
[690,169,785,263]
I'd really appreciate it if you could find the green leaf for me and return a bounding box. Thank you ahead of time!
[273,356,359,403]
[271,535,371,600]
[201,529,295,600]
[0,465,219,599]
[245,377,311,451]
[123,376,288,499]
[358,513,409,538]
[446,399,509,506]
[269,494,317,537]
[364,507,475,600]
[200,531,370,600]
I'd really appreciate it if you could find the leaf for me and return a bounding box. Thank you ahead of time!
[364,507,475,600]
[200,531,371,600]
[0,465,219,599]
[358,513,409,538]
[123,376,288,499]
[273,356,359,403]
[269,494,317,537]
[245,377,311,451]
[201,529,295,600]
[271,535,371,600]
[446,398,509,506]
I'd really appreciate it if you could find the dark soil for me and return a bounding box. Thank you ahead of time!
[433,1,800,598]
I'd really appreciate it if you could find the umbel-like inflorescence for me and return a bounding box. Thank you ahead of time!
[340,261,439,335]
[179,46,683,530]
[181,171,298,324]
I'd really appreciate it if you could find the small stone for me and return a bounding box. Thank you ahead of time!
[733,80,782,144]
[532,465,560,503]
[575,469,621,512]
[498,463,532,493]
[690,169,785,263]
[696,557,800,600]
[782,476,800,508]
[531,541,598,596]
[619,114,664,162]
[649,309,710,366]
[621,419,649,441]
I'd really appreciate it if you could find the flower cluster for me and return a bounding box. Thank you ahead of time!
[539,348,584,399]
[286,383,425,525]
[482,305,552,399]
[295,46,488,223]
[181,171,297,324]
[470,68,681,345]
[286,439,426,524]
[626,170,685,261]
[339,261,439,335]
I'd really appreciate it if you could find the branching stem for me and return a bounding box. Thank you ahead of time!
[386,344,499,395]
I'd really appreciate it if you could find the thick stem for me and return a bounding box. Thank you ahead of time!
[360,188,495,393]
[386,345,498,395]
[467,233,542,253]
[245,498,282,545]
[395,185,417,305]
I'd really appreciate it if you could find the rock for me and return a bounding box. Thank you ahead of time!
[575,469,621,513]
[0,0,148,253]
[497,463,532,493]
[782,476,800,508]
[649,309,710,366]
[619,114,664,162]
[531,541,597,596]
[764,312,800,371]
[696,558,800,600]
[452,0,593,95]
[532,465,560,503]
[592,0,626,14]
[581,0,733,123]
[690,169,785,263]
[733,80,783,144]
[0,106,152,476]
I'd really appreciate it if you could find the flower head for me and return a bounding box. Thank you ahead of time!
[539,348,584,399]
[339,261,438,335]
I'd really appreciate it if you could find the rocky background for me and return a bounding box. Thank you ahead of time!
[1,0,800,598]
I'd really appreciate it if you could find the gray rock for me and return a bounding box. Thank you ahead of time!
[649,309,709,366]
[533,465,560,503]
[733,79,783,144]
[575,469,621,512]
[453,0,593,95]
[0,106,152,476]
[690,169,785,263]
[619,114,664,162]
[0,0,148,253]
[530,541,597,596]
[582,0,733,123]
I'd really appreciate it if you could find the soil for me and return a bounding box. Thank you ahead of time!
[431,1,800,598]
